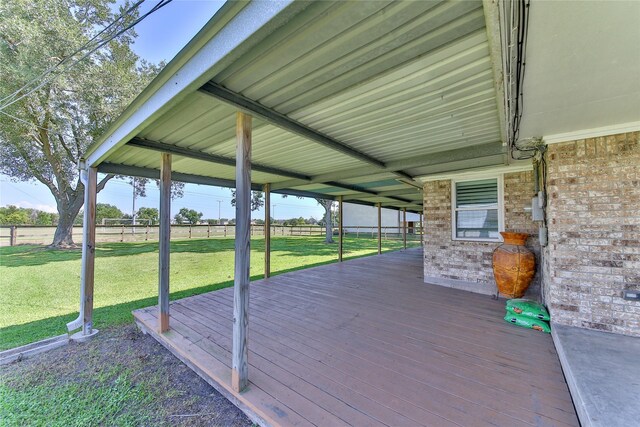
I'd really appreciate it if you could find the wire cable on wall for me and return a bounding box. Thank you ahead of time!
[501,0,535,160]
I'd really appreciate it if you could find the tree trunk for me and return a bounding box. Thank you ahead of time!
[323,200,334,244]
[50,195,84,249]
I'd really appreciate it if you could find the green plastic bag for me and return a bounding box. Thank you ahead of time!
[506,299,550,321]
[504,313,551,333]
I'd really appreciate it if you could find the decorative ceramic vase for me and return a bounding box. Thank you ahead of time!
[492,232,535,298]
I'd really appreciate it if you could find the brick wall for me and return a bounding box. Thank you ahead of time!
[544,131,640,336]
[423,170,540,296]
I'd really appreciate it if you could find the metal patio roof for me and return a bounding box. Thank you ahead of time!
[86,0,508,213]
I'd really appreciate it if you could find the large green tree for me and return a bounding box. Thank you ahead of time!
[95,203,124,225]
[174,208,202,225]
[0,0,161,247]
[136,207,159,225]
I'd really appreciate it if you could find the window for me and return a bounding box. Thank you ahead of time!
[452,176,503,241]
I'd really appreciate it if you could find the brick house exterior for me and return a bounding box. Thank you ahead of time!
[543,131,640,336]
[423,169,540,296]
[421,131,640,337]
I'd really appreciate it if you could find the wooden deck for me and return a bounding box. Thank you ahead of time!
[133,248,578,427]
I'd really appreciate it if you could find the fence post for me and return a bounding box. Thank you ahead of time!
[121,225,125,242]
[207,224,211,238]
[9,225,17,246]
[224,224,227,237]
[145,225,149,241]
[189,225,192,238]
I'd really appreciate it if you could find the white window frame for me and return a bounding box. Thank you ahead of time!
[451,174,504,242]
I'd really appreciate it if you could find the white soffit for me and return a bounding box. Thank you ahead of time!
[519,0,640,141]
[416,162,532,182]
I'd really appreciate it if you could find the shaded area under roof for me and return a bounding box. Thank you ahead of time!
[87,0,508,213]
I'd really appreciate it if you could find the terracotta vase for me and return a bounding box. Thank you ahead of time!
[492,232,536,298]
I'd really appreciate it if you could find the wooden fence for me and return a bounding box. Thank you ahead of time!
[0,224,422,246]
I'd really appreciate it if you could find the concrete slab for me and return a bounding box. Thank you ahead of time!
[552,323,640,427]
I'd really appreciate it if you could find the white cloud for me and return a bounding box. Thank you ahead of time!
[13,200,57,213]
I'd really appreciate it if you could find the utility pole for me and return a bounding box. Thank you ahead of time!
[217,200,222,223]
[273,204,277,223]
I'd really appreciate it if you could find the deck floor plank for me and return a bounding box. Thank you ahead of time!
[199,289,575,427]
[133,248,579,427]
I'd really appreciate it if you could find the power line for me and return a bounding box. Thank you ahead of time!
[0,180,55,207]
[0,0,173,111]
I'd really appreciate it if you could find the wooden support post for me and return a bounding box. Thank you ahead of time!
[377,203,382,255]
[158,153,172,333]
[338,196,343,262]
[264,183,271,279]
[420,212,424,247]
[145,225,149,241]
[232,112,252,393]
[9,225,16,246]
[207,224,211,238]
[402,208,407,250]
[82,167,98,335]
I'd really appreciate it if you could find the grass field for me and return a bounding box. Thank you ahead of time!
[0,235,419,350]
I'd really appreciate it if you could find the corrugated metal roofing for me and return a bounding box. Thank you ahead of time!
[94,0,506,213]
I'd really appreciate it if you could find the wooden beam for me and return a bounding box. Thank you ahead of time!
[342,187,422,201]
[200,82,385,168]
[270,143,505,191]
[82,167,98,335]
[377,202,382,255]
[97,162,334,201]
[338,196,343,262]
[232,111,252,393]
[158,153,172,333]
[128,140,419,203]
[264,183,271,279]
[403,208,407,250]
[128,137,310,181]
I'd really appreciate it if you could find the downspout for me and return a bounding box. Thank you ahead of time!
[66,160,89,334]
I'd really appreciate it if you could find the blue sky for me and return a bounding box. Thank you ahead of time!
[0,0,326,221]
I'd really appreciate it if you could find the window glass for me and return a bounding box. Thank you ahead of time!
[454,178,500,240]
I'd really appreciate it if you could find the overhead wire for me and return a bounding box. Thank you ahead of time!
[0,0,173,112]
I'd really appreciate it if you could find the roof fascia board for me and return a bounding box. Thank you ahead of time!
[86,0,306,167]
[271,142,503,190]
[482,0,508,155]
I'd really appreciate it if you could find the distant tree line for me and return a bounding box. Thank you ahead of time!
[73,204,160,225]
[0,205,58,225]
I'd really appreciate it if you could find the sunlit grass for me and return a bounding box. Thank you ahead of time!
[0,235,420,350]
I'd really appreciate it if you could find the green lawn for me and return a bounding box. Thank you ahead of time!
[0,235,419,350]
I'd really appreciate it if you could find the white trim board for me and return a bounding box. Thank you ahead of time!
[543,121,640,145]
[416,162,532,182]
[451,174,504,243]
